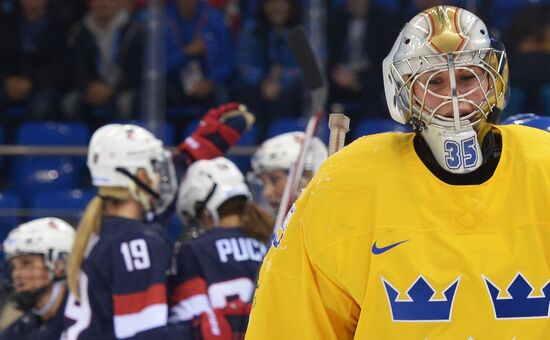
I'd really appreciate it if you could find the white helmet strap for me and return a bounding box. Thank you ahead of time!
[34,282,62,316]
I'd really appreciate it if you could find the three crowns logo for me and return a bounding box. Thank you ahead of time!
[381,275,461,322]
[382,273,550,322]
[483,272,550,319]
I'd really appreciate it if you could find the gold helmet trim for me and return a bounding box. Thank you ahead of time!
[424,6,469,54]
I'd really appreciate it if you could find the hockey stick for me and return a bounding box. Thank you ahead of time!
[328,113,350,156]
[273,26,327,233]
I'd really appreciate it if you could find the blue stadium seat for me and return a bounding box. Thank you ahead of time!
[489,0,543,33]
[181,119,200,140]
[267,117,329,143]
[167,105,205,119]
[14,158,82,200]
[12,121,90,200]
[29,189,96,226]
[0,192,21,252]
[16,121,89,146]
[352,118,410,139]
[267,117,307,138]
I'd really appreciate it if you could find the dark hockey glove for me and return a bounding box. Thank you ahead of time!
[178,102,255,163]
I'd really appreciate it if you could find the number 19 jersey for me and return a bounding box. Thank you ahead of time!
[62,216,172,340]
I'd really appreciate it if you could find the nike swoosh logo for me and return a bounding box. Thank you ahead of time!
[372,240,408,255]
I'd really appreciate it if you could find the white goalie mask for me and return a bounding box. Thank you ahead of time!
[177,157,251,226]
[3,217,75,272]
[251,131,328,176]
[87,124,177,215]
[383,6,509,174]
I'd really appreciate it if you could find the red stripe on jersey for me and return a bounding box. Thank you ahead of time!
[113,283,167,315]
[222,301,252,316]
[170,277,208,305]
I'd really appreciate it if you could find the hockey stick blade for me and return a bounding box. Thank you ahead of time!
[287,26,327,113]
[272,27,327,234]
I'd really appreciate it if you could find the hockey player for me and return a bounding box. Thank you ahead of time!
[170,157,273,339]
[502,113,550,131]
[157,102,255,239]
[246,6,550,339]
[62,102,253,339]
[249,131,327,214]
[0,218,75,340]
[62,123,188,339]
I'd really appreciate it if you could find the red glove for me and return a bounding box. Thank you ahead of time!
[178,102,255,163]
[193,309,233,340]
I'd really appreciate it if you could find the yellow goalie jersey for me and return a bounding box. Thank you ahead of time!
[246,125,550,340]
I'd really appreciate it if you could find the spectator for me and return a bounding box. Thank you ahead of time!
[327,0,402,123]
[164,0,234,120]
[62,0,145,122]
[0,0,71,120]
[50,0,87,24]
[502,4,550,117]
[233,0,304,138]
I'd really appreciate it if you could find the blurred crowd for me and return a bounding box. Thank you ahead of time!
[0,0,548,141]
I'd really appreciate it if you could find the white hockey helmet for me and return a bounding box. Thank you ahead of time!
[3,217,75,271]
[383,6,508,174]
[87,124,177,214]
[177,157,251,226]
[251,131,328,175]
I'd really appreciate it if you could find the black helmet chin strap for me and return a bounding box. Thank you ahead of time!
[115,167,161,200]
[11,284,49,312]
[194,183,218,219]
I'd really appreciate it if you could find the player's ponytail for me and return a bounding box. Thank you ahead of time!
[241,202,274,243]
[217,197,273,243]
[67,187,131,300]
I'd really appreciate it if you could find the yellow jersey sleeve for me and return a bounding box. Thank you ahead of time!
[246,163,361,340]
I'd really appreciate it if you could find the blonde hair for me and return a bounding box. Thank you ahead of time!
[67,187,131,300]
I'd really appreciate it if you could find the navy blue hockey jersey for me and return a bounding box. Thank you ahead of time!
[0,286,67,340]
[62,216,177,340]
[169,227,267,336]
